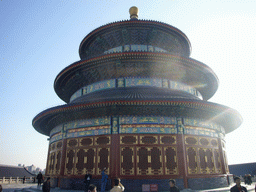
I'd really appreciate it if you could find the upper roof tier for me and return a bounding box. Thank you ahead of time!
[79,19,191,59]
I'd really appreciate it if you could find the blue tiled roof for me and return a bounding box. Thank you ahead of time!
[229,162,256,176]
[0,165,35,177]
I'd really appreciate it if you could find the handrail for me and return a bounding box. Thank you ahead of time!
[0,177,36,184]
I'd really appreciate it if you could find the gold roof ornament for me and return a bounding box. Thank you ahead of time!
[129,6,139,20]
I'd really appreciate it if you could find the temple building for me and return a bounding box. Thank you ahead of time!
[32,7,242,191]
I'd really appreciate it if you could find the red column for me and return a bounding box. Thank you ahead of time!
[45,141,51,176]
[110,134,119,187]
[58,138,67,187]
[217,138,226,174]
[177,134,188,188]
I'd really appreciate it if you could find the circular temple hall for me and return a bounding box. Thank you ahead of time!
[32,7,242,191]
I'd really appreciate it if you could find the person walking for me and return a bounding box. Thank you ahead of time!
[85,171,92,192]
[110,178,125,192]
[169,179,180,192]
[37,172,43,186]
[101,167,108,192]
[230,177,247,192]
[23,176,26,184]
[42,177,51,192]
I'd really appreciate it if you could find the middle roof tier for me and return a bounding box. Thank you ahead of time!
[54,52,218,103]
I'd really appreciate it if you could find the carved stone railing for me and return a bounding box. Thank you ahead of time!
[0,177,35,184]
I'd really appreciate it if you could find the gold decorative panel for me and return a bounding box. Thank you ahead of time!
[160,135,176,145]
[210,138,218,147]
[74,148,96,175]
[95,136,111,146]
[74,148,87,175]
[140,135,158,145]
[136,147,163,175]
[65,149,75,175]
[79,137,93,147]
[186,147,198,174]
[185,136,198,145]
[164,146,178,175]
[54,150,61,175]
[120,146,135,175]
[96,147,110,175]
[67,138,78,148]
[56,141,62,149]
[51,143,56,151]
[213,149,222,173]
[50,152,56,175]
[198,148,214,174]
[199,137,210,146]
[120,135,138,145]
[47,151,55,175]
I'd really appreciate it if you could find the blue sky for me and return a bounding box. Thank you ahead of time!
[0,0,255,170]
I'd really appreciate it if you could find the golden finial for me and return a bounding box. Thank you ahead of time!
[129,6,139,20]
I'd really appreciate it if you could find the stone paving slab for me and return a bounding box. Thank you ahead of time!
[1,183,37,192]
[1,182,255,192]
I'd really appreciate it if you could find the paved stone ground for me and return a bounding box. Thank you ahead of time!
[1,183,37,192]
[1,182,255,192]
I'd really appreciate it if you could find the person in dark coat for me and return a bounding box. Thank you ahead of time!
[42,177,51,192]
[247,174,252,185]
[84,171,92,192]
[37,172,43,186]
[230,177,247,192]
[23,176,26,184]
[169,179,180,192]
[244,175,248,185]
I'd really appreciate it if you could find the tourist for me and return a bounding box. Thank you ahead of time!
[85,171,92,192]
[23,176,26,184]
[110,178,125,192]
[244,174,249,185]
[0,184,2,192]
[101,167,108,192]
[230,177,247,192]
[42,177,51,192]
[37,171,43,186]
[247,174,252,185]
[88,184,97,192]
[169,179,180,192]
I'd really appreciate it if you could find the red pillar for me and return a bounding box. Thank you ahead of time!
[58,138,67,187]
[217,138,226,174]
[45,140,51,176]
[110,134,119,187]
[177,134,188,188]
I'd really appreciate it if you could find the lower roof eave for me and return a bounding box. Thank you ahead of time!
[32,99,242,136]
